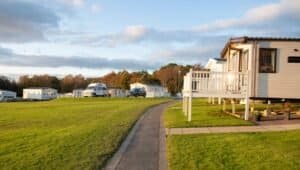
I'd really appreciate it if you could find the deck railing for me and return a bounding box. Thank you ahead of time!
[183,70,249,98]
[182,69,251,121]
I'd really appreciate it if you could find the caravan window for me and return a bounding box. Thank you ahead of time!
[288,56,300,63]
[239,50,249,72]
[259,48,277,73]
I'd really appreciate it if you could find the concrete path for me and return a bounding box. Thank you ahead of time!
[105,102,172,170]
[166,124,300,135]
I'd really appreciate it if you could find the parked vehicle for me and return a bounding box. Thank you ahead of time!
[83,83,108,97]
[0,90,17,101]
[130,82,170,98]
[127,88,146,97]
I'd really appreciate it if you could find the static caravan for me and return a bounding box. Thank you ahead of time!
[23,87,57,100]
[57,93,73,98]
[183,36,300,121]
[108,88,128,97]
[0,90,16,101]
[73,89,84,98]
[130,83,169,98]
[205,58,226,72]
[220,37,300,100]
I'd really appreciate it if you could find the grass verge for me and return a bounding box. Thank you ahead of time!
[0,97,169,169]
[167,130,300,170]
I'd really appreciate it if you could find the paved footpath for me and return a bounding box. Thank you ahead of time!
[166,124,300,135]
[105,102,173,170]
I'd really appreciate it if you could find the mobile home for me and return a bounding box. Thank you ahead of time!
[0,90,16,101]
[205,58,226,72]
[183,36,300,120]
[221,36,300,99]
[108,88,128,97]
[73,89,84,98]
[23,87,57,100]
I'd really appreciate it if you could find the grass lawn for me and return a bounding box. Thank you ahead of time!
[167,130,300,170]
[164,99,252,128]
[0,98,169,169]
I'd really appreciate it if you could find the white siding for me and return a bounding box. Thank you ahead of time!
[205,59,226,72]
[0,90,17,101]
[255,41,300,99]
[23,88,57,100]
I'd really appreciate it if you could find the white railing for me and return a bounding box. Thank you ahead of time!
[183,70,249,98]
[182,69,251,121]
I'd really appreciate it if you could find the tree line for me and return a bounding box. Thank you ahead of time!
[0,63,202,96]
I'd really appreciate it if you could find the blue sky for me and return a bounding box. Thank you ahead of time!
[0,0,299,78]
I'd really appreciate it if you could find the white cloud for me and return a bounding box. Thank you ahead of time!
[69,0,300,48]
[194,0,300,33]
[0,46,159,70]
[123,25,148,41]
[151,42,224,65]
[91,4,102,13]
[0,1,59,42]
[60,0,85,7]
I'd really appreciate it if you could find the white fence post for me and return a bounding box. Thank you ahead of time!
[188,69,193,122]
[244,71,251,120]
[218,97,221,105]
[182,96,185,113]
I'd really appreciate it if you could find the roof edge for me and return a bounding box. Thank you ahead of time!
[221,36,300,58]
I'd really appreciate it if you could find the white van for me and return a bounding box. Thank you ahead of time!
[83,83,108,97]
[0,90,17,101]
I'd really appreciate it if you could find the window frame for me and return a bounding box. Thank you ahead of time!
[259,48,277,73]
[239,50,249,72]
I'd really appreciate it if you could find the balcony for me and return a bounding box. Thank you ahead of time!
[183,70,249,98]
[182,69,251,121]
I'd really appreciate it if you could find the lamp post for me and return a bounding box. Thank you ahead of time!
[177,70,181,95]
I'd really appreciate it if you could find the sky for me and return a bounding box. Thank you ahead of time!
[0,0,300,79]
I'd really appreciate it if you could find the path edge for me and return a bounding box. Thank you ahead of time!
[104,101,172,170]
[159,103,170,170]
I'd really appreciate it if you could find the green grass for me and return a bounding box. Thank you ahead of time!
[167,131,300,170]
[0,98,169,169]
[164,99,252,128]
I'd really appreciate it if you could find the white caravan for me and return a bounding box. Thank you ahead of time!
[23,87,57,100]
[0,90,17,101]
[83,83,108,97]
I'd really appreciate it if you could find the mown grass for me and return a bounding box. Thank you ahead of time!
[0,98,169,169]
[167,130,300,170]
[164,99,252,128]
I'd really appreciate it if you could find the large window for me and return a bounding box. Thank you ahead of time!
[259,48,277,73]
